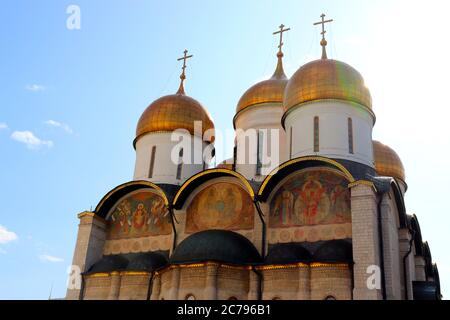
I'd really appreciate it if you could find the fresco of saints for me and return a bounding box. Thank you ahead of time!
[272,190,294,227]
[148,197,171,235]
[330,185,351,223]
[294,179,330,225]
[132,203,148,232]
[110,200,132,236]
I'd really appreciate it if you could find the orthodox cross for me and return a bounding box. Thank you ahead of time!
[313,13,333,59]
[176,49,193,94]
[273,24,291,56]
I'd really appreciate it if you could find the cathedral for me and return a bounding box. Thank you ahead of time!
[66,16,441,300]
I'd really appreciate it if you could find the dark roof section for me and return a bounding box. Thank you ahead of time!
[333,158,376,181]
[170,230,262,265]
[157,183,181,204]
[127,252,168,272]
[413,281,441,300]
[85,255,129,274]
[313,240,353,263]
[265,243,312,265]
[84,251,169,275]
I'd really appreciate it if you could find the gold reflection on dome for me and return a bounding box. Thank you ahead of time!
[373,140,405,182]
[135,94,214,144]
[283,59,372,113]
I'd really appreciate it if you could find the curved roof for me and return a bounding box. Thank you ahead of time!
[265,243,312,265]
[313,240,353,263]
[86,255,129,274]
[373,140,406,183]
[126,252,168,272]
[284,59,372,113]
[170,230,262,265]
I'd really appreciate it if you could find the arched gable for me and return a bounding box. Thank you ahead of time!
[258,156,355,202]
[173,168,255,209]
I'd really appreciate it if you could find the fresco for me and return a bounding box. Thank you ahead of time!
[186,182,254,233]
[107,191,172,239]
[269,169,351,228]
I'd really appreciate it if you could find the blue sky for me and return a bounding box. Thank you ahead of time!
[0,0,449,299]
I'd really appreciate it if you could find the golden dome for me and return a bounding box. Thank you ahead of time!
[283,59,372,114]
[373,140,405,182]
[135,92,214,145]
[234,55,288,125]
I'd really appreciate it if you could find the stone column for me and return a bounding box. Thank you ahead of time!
[350,183,382,300]
[248,269,260,300]
[108,272,121,300]
[414,256,426,281]
[399,228,414,300]
[168,267,181,300]
[204,263,219,300]
[150,274,162,300]
[66,211,107,300]
[297,267,311,300]
[380,194,402,300]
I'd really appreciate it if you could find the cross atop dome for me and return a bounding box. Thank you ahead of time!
[273,24,291,58]
[313,13,333,59]
[271,24,290,79]
[177,49,193,95]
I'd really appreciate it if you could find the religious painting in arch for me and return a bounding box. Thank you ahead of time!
[269,168,351,228]
[106,190,172,240]
[185,182,254,233]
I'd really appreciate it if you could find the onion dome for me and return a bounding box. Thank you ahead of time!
[234,25,290,126]
[373,140,406,183]
[283,14,372,123]
[284,59,372,113]
[170,230,262,265]
[134,50,214,146]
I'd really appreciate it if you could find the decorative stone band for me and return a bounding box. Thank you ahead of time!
[84,271,150,278]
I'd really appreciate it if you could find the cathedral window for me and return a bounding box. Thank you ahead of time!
[289,126,293,159]
[256,130,263,175]
[314,116,320,152]
[348,117,354,154]
[148,146,156,178]
[176,148,183,180]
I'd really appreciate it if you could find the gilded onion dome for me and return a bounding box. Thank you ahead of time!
[373,140,406,182]
[283,58,372,113]
[135,50,214,146]
[235,54,288,117]
[234,24,290,127]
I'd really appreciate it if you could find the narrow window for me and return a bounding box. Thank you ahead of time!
[256,130,263,175]
[176,148,183,180]
[348,117,354,154]
[314,116,319,152]
[148,146,156,178]
[232,145,237,171]
[289,126,293,159]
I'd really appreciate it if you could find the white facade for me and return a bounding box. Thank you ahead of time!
[283,100,375,167]
[134,132,211,185]
[234,103,287,181]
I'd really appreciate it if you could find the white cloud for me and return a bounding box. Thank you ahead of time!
[11,131,53,149]
[44,120,73,134]
[39,254,64,263]
[0,123,7,130]
[25,84,45,92]
[0,225,18,244]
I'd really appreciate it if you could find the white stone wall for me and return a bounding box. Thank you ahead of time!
[235,103,287,181]
[134,132,210,185]
[284,100,374,167]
